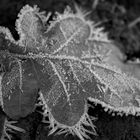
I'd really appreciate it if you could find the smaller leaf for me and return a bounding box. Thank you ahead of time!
[16,5,45,52]
[1,59,39,119]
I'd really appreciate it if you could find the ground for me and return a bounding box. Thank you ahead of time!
[0,0,140,140]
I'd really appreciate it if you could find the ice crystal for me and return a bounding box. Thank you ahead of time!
[0,4,140,140]
[3,118,25,140]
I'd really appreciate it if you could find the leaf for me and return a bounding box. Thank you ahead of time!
[43,15,90,55]
[1,5,140,140]
[1,59,39,119]
[29,6,140,124]
[16,5,45,53]
[0,27,25,55]
[35,58,88,126]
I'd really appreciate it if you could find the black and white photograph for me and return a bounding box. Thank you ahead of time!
[0,0,140,140]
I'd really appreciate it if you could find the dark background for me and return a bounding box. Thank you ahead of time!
[0,0,140,140]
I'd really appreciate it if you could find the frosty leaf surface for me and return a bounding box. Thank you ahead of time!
[0,27,25,55]
[23,6,140,129]
[16,5,45,53]
[1,59,39,119]
[15,5,140,124]
[1,4,140,140]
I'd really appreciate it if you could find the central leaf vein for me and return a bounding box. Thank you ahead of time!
[47,59,71,103]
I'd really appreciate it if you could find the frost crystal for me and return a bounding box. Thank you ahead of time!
[0,4,140,140]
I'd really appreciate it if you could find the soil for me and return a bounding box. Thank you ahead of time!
[0,0,140,140]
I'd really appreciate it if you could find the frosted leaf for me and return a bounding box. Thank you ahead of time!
[0,27,25,55]
[16,5,46,52]
[87,62,140,115]
[0,27,15,43]
[18,4,140,139]
[1,59,39,119]
[30,5,140,127]
[1,4,140,140]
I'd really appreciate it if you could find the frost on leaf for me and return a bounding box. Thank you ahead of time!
[0,116,25,140]
[16,5,45,53]
[0,4,140,140]
[1,59,39,119]
[0,27,25,54]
